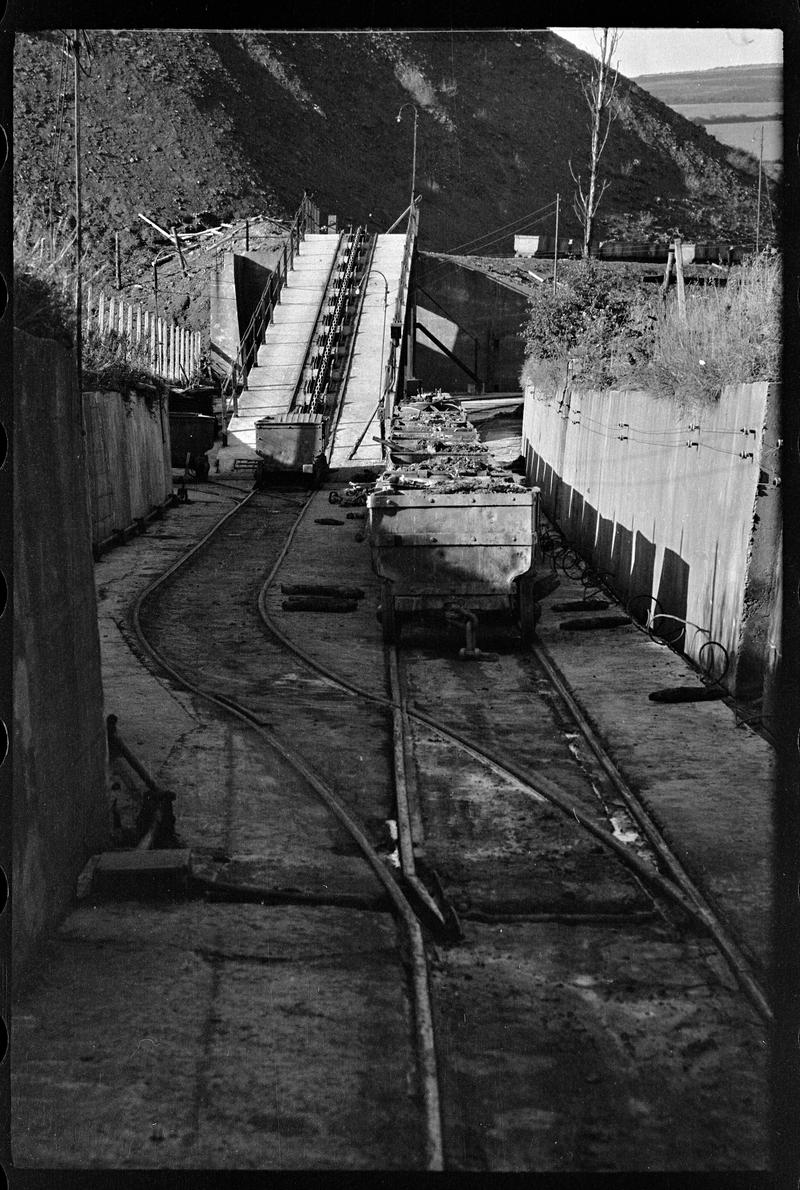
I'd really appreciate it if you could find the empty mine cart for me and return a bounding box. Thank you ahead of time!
[366,482,542,645]
[253,412,329,487]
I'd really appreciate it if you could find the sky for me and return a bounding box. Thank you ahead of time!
[549,28,783,78]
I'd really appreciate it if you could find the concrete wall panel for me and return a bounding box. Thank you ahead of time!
[83,389,171,546]
[523,381,780,697]
[415,256,529,393]
[13,331,110,979]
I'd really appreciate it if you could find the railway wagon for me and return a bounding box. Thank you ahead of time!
[367,483,541,644]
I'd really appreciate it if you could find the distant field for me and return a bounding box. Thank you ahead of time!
[673,101,782,120]
[635,64,782,171]
[706,119,782,163]
[635,63,782,107]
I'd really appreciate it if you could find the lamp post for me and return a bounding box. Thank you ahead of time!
[396,103,418,226]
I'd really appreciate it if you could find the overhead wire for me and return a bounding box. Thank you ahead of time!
[423,202,559,285]
[444,198,558,256]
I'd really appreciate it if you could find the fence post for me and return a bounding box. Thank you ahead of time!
[86,283,93,332]
[136,304,142,343]
[127,301,133,340]
[108,297,115,335]
[673,236,686,322]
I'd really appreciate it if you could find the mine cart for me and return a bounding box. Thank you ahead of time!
[168,412,216,471]
[366,483,541,644]
[254,412,328,485]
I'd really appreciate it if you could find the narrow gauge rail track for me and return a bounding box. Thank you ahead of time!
[133,475,769,1170]
[132,481,444,1170]
[254,490,771,1025]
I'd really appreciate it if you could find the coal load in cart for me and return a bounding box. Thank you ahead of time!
[366,395,541,645]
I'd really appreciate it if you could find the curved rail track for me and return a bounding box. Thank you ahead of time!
[130,472,770,1170]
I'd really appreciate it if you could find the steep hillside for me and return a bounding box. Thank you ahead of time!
[13,29,771,333]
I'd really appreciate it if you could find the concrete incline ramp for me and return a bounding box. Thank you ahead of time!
[222,233,340,462]
[328,235,407,472]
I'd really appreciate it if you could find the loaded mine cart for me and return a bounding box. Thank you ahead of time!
[367,395,547,649]
[366,479,542,647]
[253,411,329,487]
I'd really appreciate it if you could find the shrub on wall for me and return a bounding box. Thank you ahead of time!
[520,253,780,402]
[520,260,656,390]
[82,327,163,397]
[646,254,780,401]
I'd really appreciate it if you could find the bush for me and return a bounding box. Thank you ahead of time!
[520,261,656,389]
[520,254,780,402]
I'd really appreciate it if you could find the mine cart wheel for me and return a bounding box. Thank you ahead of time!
[380,580,399,645]
[516,574,539,644]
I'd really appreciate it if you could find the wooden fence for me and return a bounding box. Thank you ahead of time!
[85,285,202,385]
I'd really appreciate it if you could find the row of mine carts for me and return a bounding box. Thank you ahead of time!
[365,395,544,645]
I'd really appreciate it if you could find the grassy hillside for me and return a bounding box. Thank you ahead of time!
[13,30,774,334]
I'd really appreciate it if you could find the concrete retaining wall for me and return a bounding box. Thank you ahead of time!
[415,256,528,394]
[522,380,781,702]
[83,388,172,547]
[13,331,110,981]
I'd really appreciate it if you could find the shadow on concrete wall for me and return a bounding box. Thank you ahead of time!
[414,255,529,393]
[654,548,691,650]
[14,331,110,983]
[529,446,695,642]
[234,254,274,341]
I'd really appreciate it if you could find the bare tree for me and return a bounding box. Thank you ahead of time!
[569,28,620,260]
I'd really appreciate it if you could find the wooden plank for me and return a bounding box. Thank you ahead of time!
[138,212,175,242]
[98,291,105,333]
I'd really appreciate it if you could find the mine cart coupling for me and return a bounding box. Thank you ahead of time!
[444,604,499,661]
